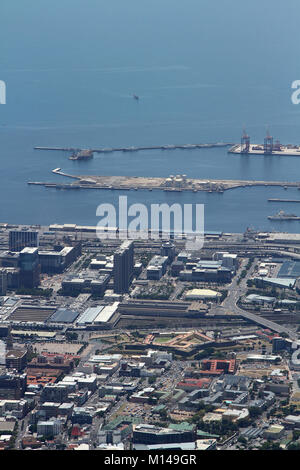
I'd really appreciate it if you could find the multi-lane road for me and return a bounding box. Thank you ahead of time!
[216,258,299,341]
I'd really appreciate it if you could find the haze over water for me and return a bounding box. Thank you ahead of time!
[1,0,300,232]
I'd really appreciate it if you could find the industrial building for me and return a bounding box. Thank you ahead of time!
[244,294,277,306]
[253,277,296,289]
[9,305,56,323]
[278,261,300,279]
[118,299,207,318]
[132,423,196,449]
[263,424,285,440]
[48,308,80,324]
[93,303,120,326]
[74,303,121,328]
[76,306,104,326]
[185,289,222,301]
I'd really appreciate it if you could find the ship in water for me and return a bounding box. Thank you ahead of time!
[133,94,139,100]
[268,210,300,220]
[69,149,93,160]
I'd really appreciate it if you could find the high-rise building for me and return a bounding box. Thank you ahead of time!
[160,242,175,263]
[19,247,40,289]
[9,230,38,252]
[113,241,134,294]
[272,336,293,353]
[0,370,27,399]
[0,269,7,296]
[6,349,27,371]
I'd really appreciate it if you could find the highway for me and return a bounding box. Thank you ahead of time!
[216,258,299,341]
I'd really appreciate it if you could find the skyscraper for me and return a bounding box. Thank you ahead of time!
[113,241,134,294]
[19,247,40,289]
[9,230,38,252]
[0,269,7,296]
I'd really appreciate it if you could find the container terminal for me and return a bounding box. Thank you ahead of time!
[229,129,300,156]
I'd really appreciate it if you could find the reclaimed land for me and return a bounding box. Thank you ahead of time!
[27,169,300,193]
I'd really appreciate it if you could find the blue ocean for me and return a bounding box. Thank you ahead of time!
[1,0,300,232]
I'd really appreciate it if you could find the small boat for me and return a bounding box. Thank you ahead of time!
[133,94,139,100]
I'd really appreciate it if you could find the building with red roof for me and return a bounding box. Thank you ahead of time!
[199,359,236,376]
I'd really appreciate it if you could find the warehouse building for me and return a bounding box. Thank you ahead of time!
[48,308,80,324]
[76,306,104,326]
[278,261,300,279]
[185,289,221,301]
[132,423,197,449]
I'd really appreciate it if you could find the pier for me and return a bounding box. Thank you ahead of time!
[34,142,233,155]
[27,169,300,193]
[268,198,300,203]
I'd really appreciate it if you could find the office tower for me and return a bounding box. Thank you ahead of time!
[6,349,27,371]
[19,247,40,288]
[160,242,175,263]
[0,269,7,296]
[9,230,38,252]
[113,241,134,294]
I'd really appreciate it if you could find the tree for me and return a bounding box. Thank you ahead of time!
[159,409,168,421]
[292,430,300,441]
[288,442,300,450]
[148,376,157,385]
[260,440,281,450]
[66,331,78,341]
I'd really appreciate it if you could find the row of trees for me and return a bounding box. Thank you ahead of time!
[16,287,53,298]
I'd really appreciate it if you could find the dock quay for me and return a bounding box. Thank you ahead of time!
[27,169,300,193]
[230,130,300,156]
[229,143,300,156]
[34,142,232,155]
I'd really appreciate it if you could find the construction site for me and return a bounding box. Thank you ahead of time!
[28,168,300,193]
